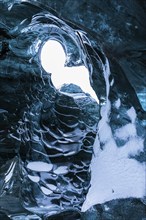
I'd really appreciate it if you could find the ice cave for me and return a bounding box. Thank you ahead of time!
[0,1,146,219]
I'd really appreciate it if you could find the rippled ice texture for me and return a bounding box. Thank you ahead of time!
[0,1,146,219]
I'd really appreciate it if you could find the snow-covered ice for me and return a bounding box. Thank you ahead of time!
[82,107,145,212]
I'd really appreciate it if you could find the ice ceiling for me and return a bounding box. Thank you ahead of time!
[0,1,146,220]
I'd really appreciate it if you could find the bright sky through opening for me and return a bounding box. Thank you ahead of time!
[40,40,99,103]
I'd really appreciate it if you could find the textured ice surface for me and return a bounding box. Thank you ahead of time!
[0,1,146,219]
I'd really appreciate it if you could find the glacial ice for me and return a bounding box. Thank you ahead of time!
[0,1,145,220]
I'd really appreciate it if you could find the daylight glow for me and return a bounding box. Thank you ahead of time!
[40,40,99,103]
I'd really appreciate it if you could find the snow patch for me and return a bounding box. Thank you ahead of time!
[114,98,121,109]
[115,123,137,140]
[54,166,68,175]
[27,161,53,172]
[41,186,52,195]
[28,175,40,183]
[127,107,137,123]
[82,109,145,212]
